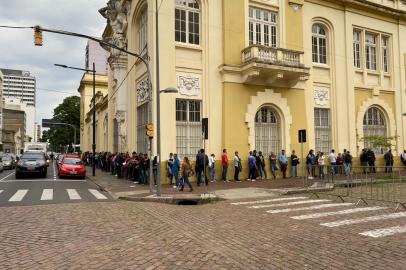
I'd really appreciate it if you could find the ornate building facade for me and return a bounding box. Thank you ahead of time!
[98,0,406,177]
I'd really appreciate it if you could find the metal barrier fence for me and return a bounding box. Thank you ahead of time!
[306,165,406,211]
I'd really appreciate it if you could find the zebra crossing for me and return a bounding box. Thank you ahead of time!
[0,187,110,205]
[230,196,406,239]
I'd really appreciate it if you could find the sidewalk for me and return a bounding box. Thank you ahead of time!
[86,168,326,203]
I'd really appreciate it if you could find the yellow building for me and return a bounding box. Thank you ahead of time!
[99,0,406,179]
[78,73,109,152]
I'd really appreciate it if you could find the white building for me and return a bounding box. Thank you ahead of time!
[0,70,3,147]
[1,69,36,106]
[3,97,36,141]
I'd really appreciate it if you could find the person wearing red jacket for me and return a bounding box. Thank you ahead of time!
[221,149,229,182]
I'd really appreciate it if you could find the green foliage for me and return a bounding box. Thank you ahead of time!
[41,96,80,152]
[360,135,397,149]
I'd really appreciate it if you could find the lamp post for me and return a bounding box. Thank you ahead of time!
[54,63,96,176]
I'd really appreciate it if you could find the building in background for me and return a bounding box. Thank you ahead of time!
[0,68,36,140]
[85,40,109,75]
[35,123,41,143]
[4,97,35,141]
[0,70,3,151]
[2,108,25,154]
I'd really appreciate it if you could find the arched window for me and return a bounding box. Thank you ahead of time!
[138,8,148,54]
[363,107,387,154]
[175,0,200,45]
[255,107,281,157]
[312,24,327,64]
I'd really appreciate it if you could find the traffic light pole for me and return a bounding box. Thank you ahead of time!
[92,62,96,177]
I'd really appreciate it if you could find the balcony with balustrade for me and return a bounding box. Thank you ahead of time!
[220,45,310,87]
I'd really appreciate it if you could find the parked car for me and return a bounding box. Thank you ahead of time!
[2,155,16,170]
[16,152,48,178]
[58,157,86,179]
[0,157,4,173]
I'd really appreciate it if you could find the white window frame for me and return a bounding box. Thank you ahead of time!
[175,0,200,45]
[365,32,377,71]
[353,30,361,69]
[381,36,389,73]
[176,99,202,160]
[314,108,331,154]
[312,24,327,64]
[249,7,278,48]
[138,8,148,55]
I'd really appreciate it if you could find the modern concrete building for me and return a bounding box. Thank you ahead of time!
[85,40,109,75]
[97,0,406,180]
[1,69,36,107]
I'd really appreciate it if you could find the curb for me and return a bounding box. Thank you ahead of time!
[85,175,119,200]
[119,193,221,205]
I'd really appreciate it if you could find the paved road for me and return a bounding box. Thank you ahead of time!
[0,162,113,207]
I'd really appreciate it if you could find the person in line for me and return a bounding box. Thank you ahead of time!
[343,150,353,176]
[167,153,174,186]
[318,152,325,179]
[172,153,180,188]
[152,156,158,186]
[290,150,299,178]
[328,149,337,175]
[269,152,278,179]
[366,148,376,173]
[248,151,257,181]
[208,154,216,182]
[196,149,206,187]
[179,156,193,192]
[279,149,288,179]
[401,150,406,166]
[306,150,315,179]
[384,149,394,173]
[221,149,229,182]
[360,149,369,174]
[258,151,267,180]
[233,151,241,182]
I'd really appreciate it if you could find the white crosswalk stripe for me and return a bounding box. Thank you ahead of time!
[359,224,406,238]
[291,206,386,220]
[320,211,406,227]
[88,189,108,200]
[267,203,354,214]
[67,189,81,200]
[41,189,53,201]
[9,189,29,202]
[0,190,3,195]
[249,199,330,209]
[231,196,308,205]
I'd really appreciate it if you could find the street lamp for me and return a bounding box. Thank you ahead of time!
[54,62,96,177]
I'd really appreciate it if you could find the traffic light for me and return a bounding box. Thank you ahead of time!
[146,123,154,138]
[34,26,43,46]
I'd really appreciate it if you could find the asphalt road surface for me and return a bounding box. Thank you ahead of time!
[0,161,113,207]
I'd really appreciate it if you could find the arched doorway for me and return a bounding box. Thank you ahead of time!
[255,106,281,157]
[363,106,387,154]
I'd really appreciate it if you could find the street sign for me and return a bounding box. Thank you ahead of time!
[202,118,208,140]
[298,129,306,143]
[146,123,154,138]
[42,119,63,128]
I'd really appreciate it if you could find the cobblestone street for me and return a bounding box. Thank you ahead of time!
[1,197,405,270]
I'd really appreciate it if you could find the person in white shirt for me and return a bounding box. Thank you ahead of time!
[208,154,216,182]
[233,151,241,182]
[329,149,337,175]
[318,152,325,179]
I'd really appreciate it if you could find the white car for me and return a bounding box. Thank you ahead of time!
[0,158,4,172]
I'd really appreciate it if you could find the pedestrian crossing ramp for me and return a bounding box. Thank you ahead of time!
[230,196,406,239]
[0,188,111,204]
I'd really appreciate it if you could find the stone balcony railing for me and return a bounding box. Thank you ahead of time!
[242,45,305,68]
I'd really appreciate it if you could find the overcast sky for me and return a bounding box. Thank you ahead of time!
[0,0,107,123]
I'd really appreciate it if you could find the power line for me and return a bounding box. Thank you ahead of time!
[0,25,31,29]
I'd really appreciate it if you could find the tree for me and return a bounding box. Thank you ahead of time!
[44,96,80,152]
[360,135,397,154]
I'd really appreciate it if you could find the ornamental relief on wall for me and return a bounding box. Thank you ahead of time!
[177,74,201,96]
[136,79,150,105]
[314,89,329,106]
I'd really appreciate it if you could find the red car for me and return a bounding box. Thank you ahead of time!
[58,157,86,179]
